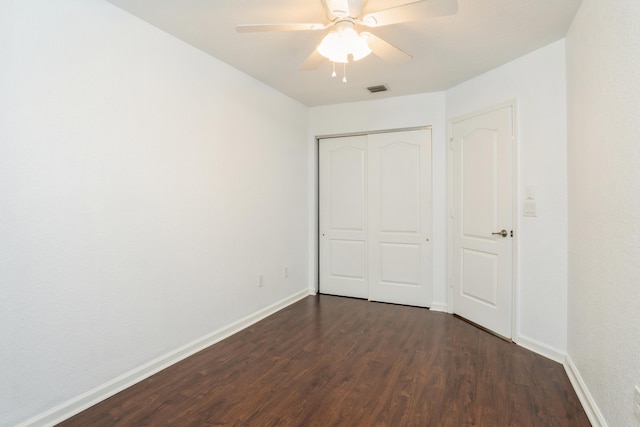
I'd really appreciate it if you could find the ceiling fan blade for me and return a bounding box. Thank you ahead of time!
[362,32,412,65]
[361,0,458,28]
[299,49,325,71]
[236,23,326,33]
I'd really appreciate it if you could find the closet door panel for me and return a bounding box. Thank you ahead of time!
[368,130,432,307]
[319,136,368,298]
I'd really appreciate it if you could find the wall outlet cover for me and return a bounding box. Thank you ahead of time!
[635,386,640,422]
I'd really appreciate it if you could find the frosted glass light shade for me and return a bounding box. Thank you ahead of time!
[317,26,372,63]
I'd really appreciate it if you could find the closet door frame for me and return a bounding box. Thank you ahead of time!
[317,126,433,307]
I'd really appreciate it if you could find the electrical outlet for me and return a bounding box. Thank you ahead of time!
[283,266,289,278]
[258,274,264,287]
[635,386,640,422]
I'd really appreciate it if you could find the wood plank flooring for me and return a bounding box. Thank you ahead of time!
[58,295,590,426]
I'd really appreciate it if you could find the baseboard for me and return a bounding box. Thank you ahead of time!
[428,302,449,313]
[514,334,565,363]
[17,289,311,427]
[563,355,608,427]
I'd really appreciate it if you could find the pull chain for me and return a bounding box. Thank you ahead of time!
[342,63,347,83]
[331,62,337,78]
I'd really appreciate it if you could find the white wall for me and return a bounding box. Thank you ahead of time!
[0,1,309,425]
[446,41,568,359]
[308,93,449,309]
[566,0,640,425]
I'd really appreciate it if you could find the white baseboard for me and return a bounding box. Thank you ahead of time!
[429,302,449,312]
[18,289,311,427]
[563,355,607,427]
[514,334,565,363]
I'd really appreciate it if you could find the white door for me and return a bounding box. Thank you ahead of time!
[319,135,368,298]
[451,106,513,338]
[368,130,432,306]
[319,130,432,307]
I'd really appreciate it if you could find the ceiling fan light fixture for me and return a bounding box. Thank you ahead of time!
[317,24,372,63]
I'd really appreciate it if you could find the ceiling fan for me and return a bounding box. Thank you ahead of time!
[236,0,459,74]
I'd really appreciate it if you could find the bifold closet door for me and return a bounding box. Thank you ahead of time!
[319,129,432,307]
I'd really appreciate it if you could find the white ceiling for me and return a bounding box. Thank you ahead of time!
[105,0,582,106]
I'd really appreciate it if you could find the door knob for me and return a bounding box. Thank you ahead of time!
[492,229,508,237]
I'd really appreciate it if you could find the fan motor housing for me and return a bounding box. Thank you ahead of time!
[323,0,368,20]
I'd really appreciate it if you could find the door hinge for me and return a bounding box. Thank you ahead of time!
[449,138,454,150]
[449,209,455,219]
[449,276,454,288]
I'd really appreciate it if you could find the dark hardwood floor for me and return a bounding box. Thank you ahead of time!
[59,295,590,426]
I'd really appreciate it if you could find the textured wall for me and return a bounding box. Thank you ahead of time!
[0,1,309,425]
[566,0,640,425]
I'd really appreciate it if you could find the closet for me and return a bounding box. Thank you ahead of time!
[319,128,433,307]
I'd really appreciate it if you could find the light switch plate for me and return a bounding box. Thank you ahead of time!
[523,200,537,217]
[525,185,536,200]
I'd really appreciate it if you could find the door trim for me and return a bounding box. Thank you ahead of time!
[316,125,432,140]
[446,100,519,338]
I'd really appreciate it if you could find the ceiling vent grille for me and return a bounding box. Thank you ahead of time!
[367,84,388,93]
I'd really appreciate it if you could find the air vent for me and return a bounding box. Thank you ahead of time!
[367,84,388,93]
